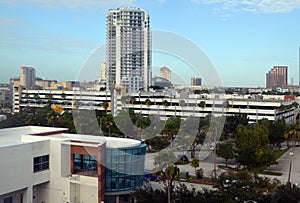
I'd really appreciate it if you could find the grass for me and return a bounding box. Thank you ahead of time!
[273,148,289,160]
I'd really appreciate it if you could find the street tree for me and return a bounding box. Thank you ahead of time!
[216,141,235,167]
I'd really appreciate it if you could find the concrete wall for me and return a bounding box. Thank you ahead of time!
[0,140,50,196]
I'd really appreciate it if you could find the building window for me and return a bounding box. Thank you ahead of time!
[4,196,12,203]
[73,154,97,171]
[33,155,49,172]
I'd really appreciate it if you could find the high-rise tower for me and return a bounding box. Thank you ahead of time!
[160,66,171,82]
[266,66,287,90]
[106,7,151,92]
[20,66,36,90]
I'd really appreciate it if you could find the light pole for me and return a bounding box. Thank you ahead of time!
[287,149,294,186]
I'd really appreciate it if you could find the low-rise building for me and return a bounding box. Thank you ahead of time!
[0,126,146,203]
[13,89,112,114]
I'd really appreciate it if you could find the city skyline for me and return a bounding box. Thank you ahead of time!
[1,0,300,87]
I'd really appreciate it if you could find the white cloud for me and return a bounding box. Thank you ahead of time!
[192,0,300,16]
[0,0,136,10]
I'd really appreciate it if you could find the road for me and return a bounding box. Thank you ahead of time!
[144,144,300,186]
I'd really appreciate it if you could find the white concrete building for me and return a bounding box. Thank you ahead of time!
[0,126,146,203]
[106,7,152,92]
[20,66,36,90]
[115,92,298,123]
[13,89,112,114]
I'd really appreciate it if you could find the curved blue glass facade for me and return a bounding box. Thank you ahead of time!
[105,144,146,192]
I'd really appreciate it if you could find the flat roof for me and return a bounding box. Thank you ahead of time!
[49,133,141,148]
[0,126,141,149]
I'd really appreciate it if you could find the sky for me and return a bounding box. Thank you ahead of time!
[0,0,300,87]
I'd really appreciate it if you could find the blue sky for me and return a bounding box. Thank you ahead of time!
[0,0,300,87]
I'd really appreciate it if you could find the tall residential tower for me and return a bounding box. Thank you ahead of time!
[266,66,287,90]
[106,7,151,92]
[20,66,36,90]
[160,66,171,82]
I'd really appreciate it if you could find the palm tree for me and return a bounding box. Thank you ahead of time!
[61,93,67,105]
[162,100,169,120]
[102,101,109,113]
[198,101,205,108]
[46,94,53,107]
[159,165,180,203]
[179,99,186,117]
[105,121,113,136]
[145,98,151,115]
[129,96,136,105]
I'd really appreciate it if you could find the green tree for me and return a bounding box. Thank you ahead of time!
[158,165,180,203]
[135,116,151,140]
[102,101,109,113]
[162,117,181,140]
[269,119,287,148]
[216,141,235,167]
[198,101,205,108]
[190,158,200,176]
[129,96,136,104]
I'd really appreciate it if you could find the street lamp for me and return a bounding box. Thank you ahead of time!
[287,149,294,186]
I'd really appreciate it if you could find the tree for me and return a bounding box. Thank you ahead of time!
[102,101,109,113]
[61,93,67,104]
[162,117,181,140]
[105,120,113,136]
[129,96,136,104]
[269,119,287,148]
[235,124,271,168]
[162,100,169,108]
[216,141,235,167]
[145,98,151,115]
[135,116,151,140]
[158,165,180,203]
[198,101,205,108]
[190,158,200,176]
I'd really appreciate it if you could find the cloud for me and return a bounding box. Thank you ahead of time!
[0,0,136,10]
[191,0,300,17]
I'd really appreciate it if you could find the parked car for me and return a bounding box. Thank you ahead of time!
[177,154,189,162]
[144,170,161,181]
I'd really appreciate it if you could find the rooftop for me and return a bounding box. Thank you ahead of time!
[0,126,141,149]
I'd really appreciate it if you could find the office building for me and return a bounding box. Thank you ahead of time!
[20,66,36,90]
[0,126,146,203]
[160,66,171,81]
[191,77,202,86]
[266,66,287,90]
[106,7,151,92]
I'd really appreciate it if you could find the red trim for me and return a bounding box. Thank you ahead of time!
[32,130,69,136]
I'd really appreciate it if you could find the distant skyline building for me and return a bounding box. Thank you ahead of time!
[20,66,36,90]
[160,66,171,81]
[106,7,151,92]
[191,77,202,86]
[266,66,288,90]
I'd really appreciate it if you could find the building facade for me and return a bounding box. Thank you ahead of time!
[115,91,298,123]
[160,66,171,82]
[13,89,112,114]
[0,126,146,203]
[106,7,152,92]
[191,77,202,86]
[266,66,288,90]
[20,66,36,90]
